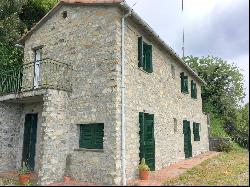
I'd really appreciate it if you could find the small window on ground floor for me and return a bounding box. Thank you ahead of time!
[79,123,104,149]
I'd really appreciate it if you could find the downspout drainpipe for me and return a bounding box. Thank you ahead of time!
[121,8,132,186]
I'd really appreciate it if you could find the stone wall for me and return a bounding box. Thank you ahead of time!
[20,3,210,186]
[0,102,22,171]
[23,4,122,185]
[115,18,210,180]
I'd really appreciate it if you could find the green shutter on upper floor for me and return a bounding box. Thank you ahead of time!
[191,80,197,99]
[180,73,189,94]
[138,36,144,68]
[147,45,153,73]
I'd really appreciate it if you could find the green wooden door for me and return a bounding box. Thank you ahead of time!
[139,112,155,171]
[183,120,192,159]
[22,114,38,171]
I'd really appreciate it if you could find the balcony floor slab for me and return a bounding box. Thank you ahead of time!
[0,89,47,103]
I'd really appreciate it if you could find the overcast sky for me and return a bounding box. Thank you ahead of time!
[125,0,249,104]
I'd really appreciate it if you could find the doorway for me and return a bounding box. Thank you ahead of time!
[22,114,38,171]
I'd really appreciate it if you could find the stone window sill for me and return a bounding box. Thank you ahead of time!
[74,148,104,153]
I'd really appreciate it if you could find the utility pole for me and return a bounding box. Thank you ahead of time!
[182,0,185,58]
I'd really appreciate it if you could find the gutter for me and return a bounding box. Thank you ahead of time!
[121,6,132,186]
[120,2,207,85]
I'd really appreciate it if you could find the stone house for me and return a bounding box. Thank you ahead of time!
[0,0,209,185]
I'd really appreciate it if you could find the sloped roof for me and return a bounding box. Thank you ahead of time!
[17,0,206,85]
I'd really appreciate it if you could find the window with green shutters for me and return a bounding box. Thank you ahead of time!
[79,124,104,149]
[193,122,200,141]
[180,72,189,94]
[191,80,197,99]
[138,36,153,73]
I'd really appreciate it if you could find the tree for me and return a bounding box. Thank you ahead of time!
[184,56,245,117]
[0,0,26,44]
[184,56,247,148]
[19,0,59,31]
[0,0,27,70]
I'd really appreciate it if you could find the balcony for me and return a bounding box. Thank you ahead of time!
[0,58,72,97]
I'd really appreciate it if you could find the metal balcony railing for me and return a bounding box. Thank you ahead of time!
[0,58,72,96]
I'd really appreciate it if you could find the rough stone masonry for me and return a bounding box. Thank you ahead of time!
[0,2,209,185]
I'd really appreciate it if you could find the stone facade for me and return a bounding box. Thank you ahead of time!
[0,100,43,172]
[21,4,122,185]
[119,19,209,180]
[0,2,209,186]
[0,103,22,171]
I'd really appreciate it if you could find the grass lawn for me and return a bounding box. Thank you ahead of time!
[165,148,249,186]
[0,178,35,186]
[0,179,19,186]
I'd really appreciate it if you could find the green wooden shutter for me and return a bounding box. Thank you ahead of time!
[143,43,148,71]
[191,81,197,99]
[196,123,200,141]
[184,76,189,93]
[79,124,104,149]
[193,122,196,140]
[147,45,153,73]
[180,73,185,92]
[138,37,144,68]
[183,120,192,158]
[191,80,194,98]
[193,122,200,141]
[79,125,92,149]
[93,124,104,149]
[194,83,197,99]
[139,112,145,160]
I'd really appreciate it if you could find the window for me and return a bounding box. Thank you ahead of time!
[171,64,175,78]
[79,124,104,149]
[138,36,153,73]
[191,80,197,99]
[193,122,200,141]
[180,72,189,93]
[33,48,42,89]
[174,118,177,133]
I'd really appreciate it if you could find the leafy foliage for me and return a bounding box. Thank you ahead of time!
[0,0,27,44]
[138,158,150,171]
[184,56,248,149]
[18,162,30,175]
[184,56,245,116]
[0,43,23,70]
[217,141,233,153]
[20,0,59,31]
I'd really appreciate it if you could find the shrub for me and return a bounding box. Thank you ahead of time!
[18,162,30,175]
[138,158,150,171]
[218,141,233,153]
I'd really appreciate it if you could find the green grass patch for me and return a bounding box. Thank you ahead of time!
[0,178,36,186]
[165,149,249,186]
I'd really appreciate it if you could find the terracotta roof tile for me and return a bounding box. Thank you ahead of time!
[62,0,123,3]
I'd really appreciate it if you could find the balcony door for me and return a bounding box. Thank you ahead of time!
[34,49,41,89]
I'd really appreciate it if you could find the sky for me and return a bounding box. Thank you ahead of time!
[125,0,249,104]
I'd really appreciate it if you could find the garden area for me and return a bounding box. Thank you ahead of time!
[165,145,249,186]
